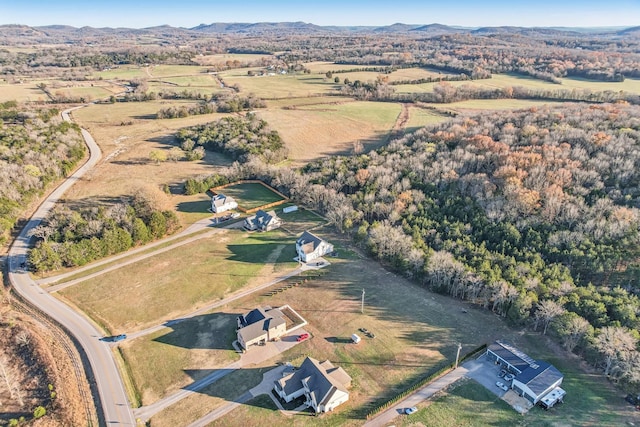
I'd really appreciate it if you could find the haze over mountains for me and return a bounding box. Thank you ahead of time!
[0,21,637,45]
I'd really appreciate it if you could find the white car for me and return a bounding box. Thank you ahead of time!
[405,406,418,415]
[504,373,515,382]
[495,381,509,392]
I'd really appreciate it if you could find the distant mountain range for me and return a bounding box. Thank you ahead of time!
[0,22,636,43]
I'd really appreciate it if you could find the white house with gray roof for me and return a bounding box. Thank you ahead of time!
[274,356,351,413]
[296,231,333,263]
[244,209,282,231]
[210,193,238,213]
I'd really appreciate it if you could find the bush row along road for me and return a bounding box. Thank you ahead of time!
[7,106,136,426]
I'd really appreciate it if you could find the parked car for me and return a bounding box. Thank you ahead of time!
[404,406,418,415]
[504,373,515,382]
[498,369,507,378]
[495,381,509,392]
[296,333,310,342]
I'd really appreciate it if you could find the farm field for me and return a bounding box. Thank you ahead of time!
[219,71,337,99]
[57,229,298,333]
[0,83,48,102]
[147,64,211,78]
[395,73,640,94]
[216,182,287,210]
[93,65,149,80]
[265,96,355,109]
[257,101,401,163]
[404,106,448,132]
[66,100,232,201]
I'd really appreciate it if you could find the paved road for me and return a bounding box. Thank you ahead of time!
[363,366,469,427]
[7,106,136,426]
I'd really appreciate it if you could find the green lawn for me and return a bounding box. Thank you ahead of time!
[220,182,286,210]
[405,106,448,132]
[58,229,297,332]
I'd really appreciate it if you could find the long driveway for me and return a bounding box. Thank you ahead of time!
[7,106,136,426]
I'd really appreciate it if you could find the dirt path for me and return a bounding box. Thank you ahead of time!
[390,103,410,137]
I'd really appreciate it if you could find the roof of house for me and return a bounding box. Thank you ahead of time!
[487,341,536,373]
[246,209,280,228]
[296,231,324,254]
[212,193,236,208]
[276,357,351,406]
[515,361,563,396]
[237,307,285,343]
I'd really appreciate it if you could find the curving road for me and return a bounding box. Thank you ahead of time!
[7,106,136,426]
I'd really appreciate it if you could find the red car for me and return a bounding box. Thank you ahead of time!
[297,333,310,342]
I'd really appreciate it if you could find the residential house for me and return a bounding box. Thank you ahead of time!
[296,231,333,263]
[274,357,352,413]
[244,209,282,232]
[210,193,238,213]
[236,306,287,350]
[487,341,565,406]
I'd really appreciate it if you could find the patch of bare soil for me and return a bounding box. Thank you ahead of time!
[0,297,95,426]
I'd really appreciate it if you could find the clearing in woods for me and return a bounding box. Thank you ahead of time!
[216,182,286,210]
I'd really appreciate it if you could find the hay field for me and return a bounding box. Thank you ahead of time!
[219,71,337,99]
[405,107,449,132]
[148,65,210,77]
[0,83,48,102]
[265,96,354,109]
[257,101,401,163]
[93,66,148,80]
[66,101,232,202]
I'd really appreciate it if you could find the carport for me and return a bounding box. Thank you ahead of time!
[485,341,535,374]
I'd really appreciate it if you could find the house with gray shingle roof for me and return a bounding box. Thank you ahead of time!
[210,193,238,213]
[244,209,282,231]
[296,231,333,263]
[236,306,286,350]
[274,356,351,413]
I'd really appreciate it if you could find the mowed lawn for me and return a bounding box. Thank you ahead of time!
[146,241,517,426]
[58,229,298,332]
[398,334,636,426]
[220,182,286,210]
[257,101,401,163]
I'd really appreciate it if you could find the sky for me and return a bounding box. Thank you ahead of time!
[1,0,638,29]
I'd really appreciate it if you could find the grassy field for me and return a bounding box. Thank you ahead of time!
[397,333,636,427]
[147,232,517,425]
[405,106,449,132]
[193,53,274,66]
[57,229,298,332]
[219,71,337,99]
[147,65,211,78]
[66,101,232,202]
[278,206,327,235]
[219,182,286,210]
[257,101,401,163]
[265,96,355,109]
[0,83,48,102]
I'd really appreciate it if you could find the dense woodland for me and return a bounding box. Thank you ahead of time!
[184,102,640,389]
[28,187,179,272]
[0,103,85,246]
[176,113,288,163]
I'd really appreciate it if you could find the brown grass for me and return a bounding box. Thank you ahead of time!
[257,101,401,164]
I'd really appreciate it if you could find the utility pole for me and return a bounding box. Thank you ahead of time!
[455,343,462,368]
[361,288,365,314]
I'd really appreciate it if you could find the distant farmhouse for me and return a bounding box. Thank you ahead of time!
[296,231,333,263]
[236,306,287,350]
[244,209,282,232]
[487,341,565,408]
[274,356,352,413]
[210,193,238,213]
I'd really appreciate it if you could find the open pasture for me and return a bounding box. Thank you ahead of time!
[218,71,337,99]
[257,101,401,163]
[58,229,298,333]
[66,100,232,201]
[93,65,148,80]
[193,53,274,66]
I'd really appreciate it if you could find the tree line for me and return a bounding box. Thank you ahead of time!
[0,104,85,246]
